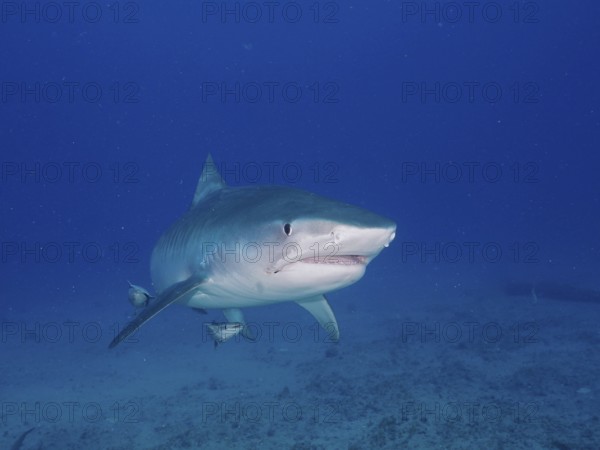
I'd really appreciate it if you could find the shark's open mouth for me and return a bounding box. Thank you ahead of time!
[298,255,367,265]
[270,255,367,274]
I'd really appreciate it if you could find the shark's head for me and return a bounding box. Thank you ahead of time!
[258,188,396,296]
[183,156,396,301]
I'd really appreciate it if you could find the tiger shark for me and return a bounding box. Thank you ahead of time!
[109,155,396,349]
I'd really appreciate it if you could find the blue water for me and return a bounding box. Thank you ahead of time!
[1,2,599,449]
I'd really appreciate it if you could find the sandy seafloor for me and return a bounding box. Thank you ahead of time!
[2,285,599,450]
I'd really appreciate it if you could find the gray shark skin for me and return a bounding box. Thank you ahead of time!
[109,155,396,349]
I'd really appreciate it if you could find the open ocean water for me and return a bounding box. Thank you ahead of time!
[1,1,599,449]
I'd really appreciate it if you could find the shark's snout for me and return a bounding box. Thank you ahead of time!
[386,228,396,248]
[331,221,396,260]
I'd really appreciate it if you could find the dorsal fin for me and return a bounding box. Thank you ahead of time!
[191,154,226,208]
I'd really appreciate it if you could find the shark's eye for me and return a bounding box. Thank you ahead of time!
[283,223,292,236]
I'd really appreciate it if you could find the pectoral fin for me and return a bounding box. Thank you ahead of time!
[109,275,206,349]
[296,295,340,341]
